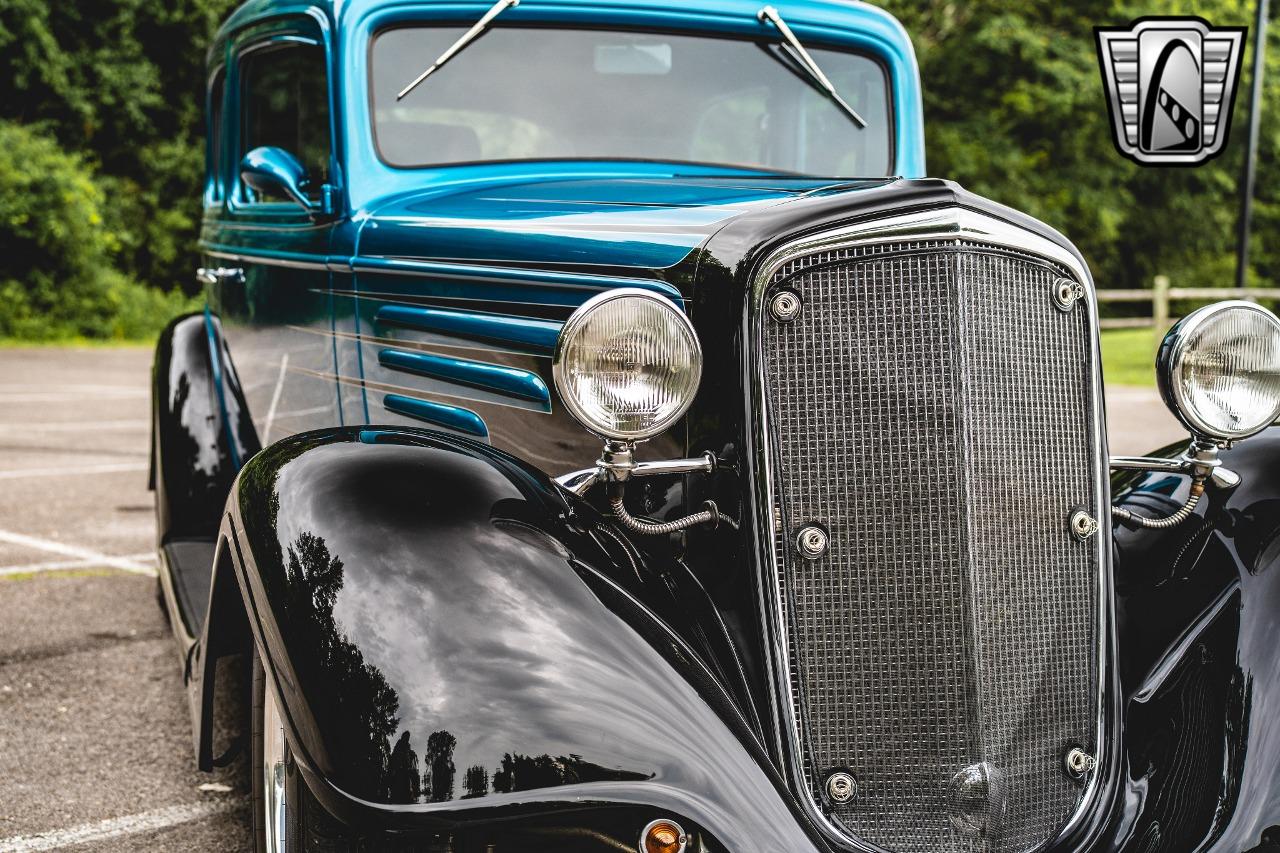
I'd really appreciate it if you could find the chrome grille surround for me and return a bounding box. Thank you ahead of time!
[750,208,1111,853]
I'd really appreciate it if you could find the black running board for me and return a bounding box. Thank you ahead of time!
[162,539,216,636]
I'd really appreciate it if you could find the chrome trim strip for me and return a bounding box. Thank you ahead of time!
[748,206,1111,849]
[1110,455,1188,472]
[203,248,334,272]
[285,323,555,361]
[758,207,1091,288]
[351,256,682,302]
[288,365,541,414]
[555,452,716,496]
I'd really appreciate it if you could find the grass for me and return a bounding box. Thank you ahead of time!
[0,324,1166,385]
[0,336,154,349]
[0,568,125,582]
[1100,328,1162,387]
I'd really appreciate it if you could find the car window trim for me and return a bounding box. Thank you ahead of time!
[205,64,227,208]
[228,27,335,220]
[365,20,896,177]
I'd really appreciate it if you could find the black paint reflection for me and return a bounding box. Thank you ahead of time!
[230,430,825,852]
[281,531,402,799]
[155,315,260,542]
[1242,826,1280,852]
[261,517,657,802]
[463,764,488,799]
[492,753,649,794]
[1125,594,1251,851]
[424,730,456,802]
[386,731,420,804]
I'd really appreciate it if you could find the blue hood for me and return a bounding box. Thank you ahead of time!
[357,174,891,271]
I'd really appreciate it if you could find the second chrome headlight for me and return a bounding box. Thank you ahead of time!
[553,289,701,441]
[1158,300,1280,441]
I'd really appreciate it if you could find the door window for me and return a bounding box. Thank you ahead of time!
[206,67,226,203]
[239,41,331,205]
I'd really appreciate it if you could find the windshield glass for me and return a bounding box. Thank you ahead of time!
[371,26,892,176]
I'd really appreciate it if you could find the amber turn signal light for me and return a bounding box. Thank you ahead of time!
[640,818,687,853]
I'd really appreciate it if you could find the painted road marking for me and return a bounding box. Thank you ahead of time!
[0,383,145,391]
[0,530,155,576]
[0,800,242,852]
[0,390,148,403]
[0,419,149,433]
[0,462,148,480]
[0,552,155,578]
[261,352,289,445]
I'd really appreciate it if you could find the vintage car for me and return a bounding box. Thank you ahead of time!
[150,0,1280,850]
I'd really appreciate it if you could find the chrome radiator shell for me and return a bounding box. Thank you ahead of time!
[750,208,1110,853]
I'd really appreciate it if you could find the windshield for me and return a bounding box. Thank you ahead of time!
[371,26,892,176]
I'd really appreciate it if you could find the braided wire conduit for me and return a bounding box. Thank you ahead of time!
[558,445,729,535]
[609,495,724,535]
[1112,479,1205,529]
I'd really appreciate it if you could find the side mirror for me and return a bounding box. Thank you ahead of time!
[239,146,318,213]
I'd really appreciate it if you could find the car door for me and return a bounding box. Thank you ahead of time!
[200,13,344,447]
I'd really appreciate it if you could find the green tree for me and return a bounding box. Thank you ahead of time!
[0,121,190,339]
[0,0,236,309]
[0,0,1275,339]
[882,0,1274,297]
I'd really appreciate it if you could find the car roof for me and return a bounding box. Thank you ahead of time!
[215,0,911,52]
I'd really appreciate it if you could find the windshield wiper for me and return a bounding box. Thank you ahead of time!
[397,0,519,100]
[757,5,867,128]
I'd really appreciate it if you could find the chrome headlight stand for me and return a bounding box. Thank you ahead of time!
[1109,441,1240,529]
[556,443,729,535]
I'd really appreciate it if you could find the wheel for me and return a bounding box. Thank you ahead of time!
[251,647,298,852]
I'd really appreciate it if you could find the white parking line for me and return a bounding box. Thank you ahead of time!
[0,530,155,576]
[0,384,144,392]
[0,462,148,480]
[0,552,155,578]
[261,353,289,445]
[0,390,148,403]
[0,800,241,852]
[0,419,149,433]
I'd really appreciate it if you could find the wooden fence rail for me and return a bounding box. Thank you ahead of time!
[1096,275,1280,330]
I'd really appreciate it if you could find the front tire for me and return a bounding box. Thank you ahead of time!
[251,648,298,852]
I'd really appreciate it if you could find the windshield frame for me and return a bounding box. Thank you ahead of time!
[365,21,897,177]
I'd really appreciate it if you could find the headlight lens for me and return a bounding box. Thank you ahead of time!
[553,289,701,441]
[1158,300,1280,441]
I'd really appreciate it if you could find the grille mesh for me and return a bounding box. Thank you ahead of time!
[762,244,1100,853]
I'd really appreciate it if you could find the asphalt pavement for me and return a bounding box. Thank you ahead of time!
[0,347,250,852]
[0,345,1185,852]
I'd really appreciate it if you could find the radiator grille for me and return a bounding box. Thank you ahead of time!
[761,243,1101,853]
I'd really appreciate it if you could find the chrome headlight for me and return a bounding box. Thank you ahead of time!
[1158,300,1280,441]
[553,289,701,442]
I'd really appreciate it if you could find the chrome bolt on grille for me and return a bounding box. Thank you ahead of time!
[760,234,1105,853]
[795,524,829,559]
[770,289,803,322]
[826,772,857,804]
[1053,276,1085,311]
[1064,747,1097,780]
[1070,509,1099,540]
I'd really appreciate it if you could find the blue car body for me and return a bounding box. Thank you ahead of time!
[196,0,923,455]
[148,1,1280,851]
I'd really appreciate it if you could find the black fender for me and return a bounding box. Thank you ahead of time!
[205,426,825,850]
[1106,428,1280,851]
[151,311,259,543]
